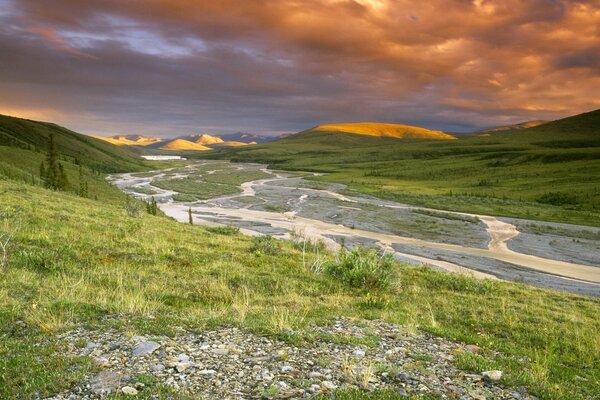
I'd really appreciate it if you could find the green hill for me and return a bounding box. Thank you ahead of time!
[204,110,600,226]
[0,114,149,203]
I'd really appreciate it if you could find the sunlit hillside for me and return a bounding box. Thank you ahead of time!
[304,122,456,140]
[159,138,212,151]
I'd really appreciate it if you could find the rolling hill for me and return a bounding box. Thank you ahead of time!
[0,114,145,173]
[298,122,456,140]
[158,139,212,151]
[0,114,149,203]
[474,120,548,135]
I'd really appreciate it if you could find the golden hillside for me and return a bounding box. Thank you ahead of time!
[159,139,211,151]
[193,134,224,145]
[92,135,162,146]
[309,122,456,140]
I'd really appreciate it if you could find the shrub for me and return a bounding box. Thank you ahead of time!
[536,192,578,206]
[123,197,144,218]
[324,247,394,291]
[251,235,281,255]
[206,226,240,235]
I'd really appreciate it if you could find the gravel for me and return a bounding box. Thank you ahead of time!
[44,317,534,399]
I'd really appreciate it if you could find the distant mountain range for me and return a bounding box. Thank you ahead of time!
[93,132,279,151]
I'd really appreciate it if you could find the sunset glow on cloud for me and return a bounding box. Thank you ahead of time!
[0,0,599,135]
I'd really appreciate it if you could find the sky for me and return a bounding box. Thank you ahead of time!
[0,0,599,137]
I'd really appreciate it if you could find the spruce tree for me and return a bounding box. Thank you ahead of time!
[188,207,193,225]
[39,162,46,182]
[78,165,88,197]
[44,133,60,189]
[57,163,69,190]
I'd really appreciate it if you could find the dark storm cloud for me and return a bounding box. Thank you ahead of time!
[0,0,599,135]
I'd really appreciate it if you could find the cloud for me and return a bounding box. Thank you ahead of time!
[0,0,599,135]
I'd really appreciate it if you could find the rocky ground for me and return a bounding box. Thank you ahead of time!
[45,318,533,399]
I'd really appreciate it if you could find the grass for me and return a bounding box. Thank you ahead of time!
[203,109,600,226]
[0,180,599,399]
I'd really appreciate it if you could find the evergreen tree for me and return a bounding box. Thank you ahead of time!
[57,163,69,190]
[78,165,88,197]
[44,133,60,189]
[188,207,193,225]
[39,162,46,182]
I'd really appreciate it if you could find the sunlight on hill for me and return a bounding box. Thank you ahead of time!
[310,122,456,140]
[160,139,211,151]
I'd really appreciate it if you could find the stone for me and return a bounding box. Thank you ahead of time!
[211,348,230,356]
[177,353,190,362]
[132,341,161,357]
[321,381,338,390]
[281,365,294,373]
[176,362,193,372]
[482,370,503,383]
[90,370,125,395]
[149,363,165,372]
[121,386,138,396]
[353,349,366,357]
[309,371,323,379]
[93,356,110,367]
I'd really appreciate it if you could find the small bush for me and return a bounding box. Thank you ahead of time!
[324,247,394,291]
[206,226,240,235]
[251,235,281,255]
[536,192,578,206]
[124,197,144,218]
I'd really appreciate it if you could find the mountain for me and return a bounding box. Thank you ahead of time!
[159,139,212,151]
[297,122,456,140]
[181,133,224,145]
[93,134,163,146]
[474,120,548,135]
[219,132,279,143]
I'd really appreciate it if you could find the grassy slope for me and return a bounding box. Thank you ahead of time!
[205,110,600,226]
[0,180,599,399]
[0,114,152,203]
[0,114,145,173]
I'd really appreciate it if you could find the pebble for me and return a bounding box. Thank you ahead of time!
[121,386,138,395]
[132,341,161,357]
[47,318,529,399]
[482,370,503,383]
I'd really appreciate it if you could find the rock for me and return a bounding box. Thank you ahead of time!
[211,348,229,356]
[309,371,323,379]
[108,343,120,351]
[353,349,366,357]
[90,370,125,395]
[149,363,165,372]
[176,362,193,372]
[86,341,98,349]
[132,341,161,357]
[93,356,110,367]
[321,381,338,390]
[199,369,217,377]
[177,353,190,362]
[482,370,503,383]
[121,386,138,395]
[281,365,294,373]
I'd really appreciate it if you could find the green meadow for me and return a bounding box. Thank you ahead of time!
[206,110,600,226]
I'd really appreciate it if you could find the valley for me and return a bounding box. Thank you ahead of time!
[110,161,600,297]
